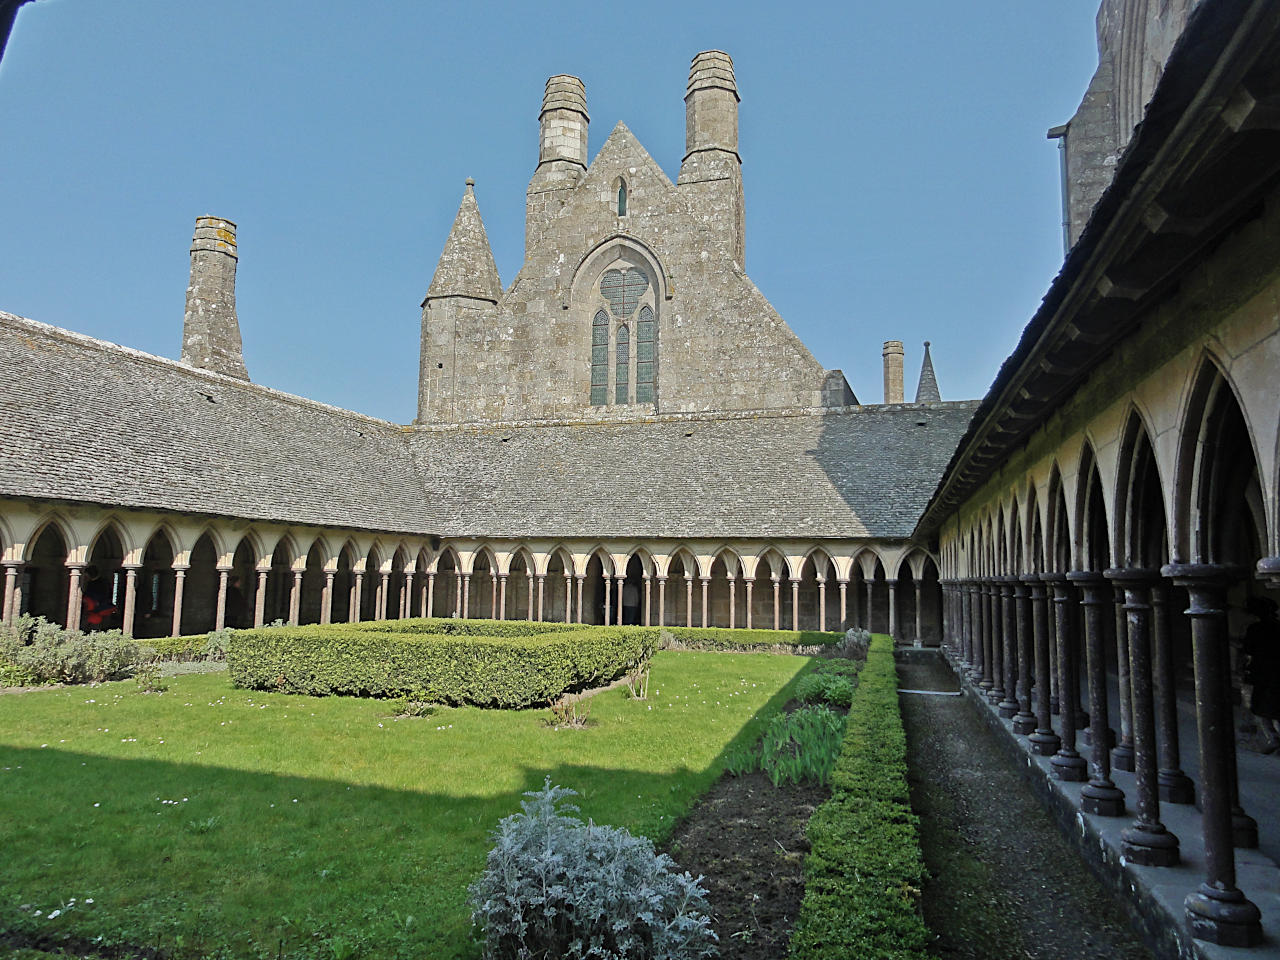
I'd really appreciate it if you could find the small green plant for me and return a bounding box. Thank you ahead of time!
[725,705,846,787]
[185,816,221,835]
[794,672,855,708]
[202,628,235,661]
[133,659,168,694]
[393,689,436,718]
[546,693,592,729]
[0,615,143,686]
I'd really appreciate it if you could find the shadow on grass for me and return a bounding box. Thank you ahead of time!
[0,662,812,960]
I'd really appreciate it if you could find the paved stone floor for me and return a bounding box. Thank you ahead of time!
[897,653,1157,960]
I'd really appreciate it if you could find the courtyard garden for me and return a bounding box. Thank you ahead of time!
[0,620,927,959]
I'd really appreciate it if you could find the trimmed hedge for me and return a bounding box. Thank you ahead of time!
[226,625,652,708]
[661,626,842,652]
[342,617,592,638]
[140,633,212,660]
[789,634,931,960]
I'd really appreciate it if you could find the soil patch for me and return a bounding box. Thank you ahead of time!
[896,654,1155,960]
[663,771,826,959]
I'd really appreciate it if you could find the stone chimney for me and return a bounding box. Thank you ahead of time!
[181,216,249,381]
[537,75,588,182]
[882,340,904,404]
[677,50,745,266]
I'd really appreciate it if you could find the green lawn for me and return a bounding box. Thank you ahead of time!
[0,650,808,959]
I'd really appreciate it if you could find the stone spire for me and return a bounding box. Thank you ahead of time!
[915,340,941,403]
[181,216,249,381]
[425,179,502,303]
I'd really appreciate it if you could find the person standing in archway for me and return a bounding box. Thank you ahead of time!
[1244,596,1280,754]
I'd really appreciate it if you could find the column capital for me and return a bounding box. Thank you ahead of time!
[1255,555,1280,583]
[1066,570,1107,599]
[121,563,143,572]
[1103,566,1158,584]
[2,559,25,569]
[216,564,234,573]
[172,564,191,573]
[1161,562,1244,587]
[65,561,87,571]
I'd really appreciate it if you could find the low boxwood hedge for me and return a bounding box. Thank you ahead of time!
[789,634,931,960]
[661,626,842,652]
[342,617,592,638]
[226,625,652,708]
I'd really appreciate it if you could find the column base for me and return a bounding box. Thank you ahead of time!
[1120,823,1180,866]
[1028,730,1060,756]
[1012,711,1036,735]
[988,686,1006,705]
[1051,751,1088,781]
[1157,769,1195,805]
[997,697,1018,719]
[1079,725,1114,749]
[1233,808,1259,849]
[1081,779,1125,816]
[1112,743,1136,772]
[1185,886,1263,947]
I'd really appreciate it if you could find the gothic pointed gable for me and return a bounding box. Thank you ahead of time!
[915,340,941,403]
[425,180,502,303]
[580,122,677,196]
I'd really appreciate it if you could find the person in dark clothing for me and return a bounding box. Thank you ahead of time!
[81,564,118,631]
[225,575,248,629]
[1244,596,1280,753]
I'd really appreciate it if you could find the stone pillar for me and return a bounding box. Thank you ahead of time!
[121,565,140,637]
[321,572,334,625]
[790,577,800,632]
[819,577,828,633]
[863,578,873,632]
[838,580,847,632]
[998,579,1019,717]
[381,572,391,620]
[1151,581,1194,803]
[617,577,625,626]
[420,577,429,619]
[255,568,268,626]
[1112,582,1136,772]
[1070,572,1125,816]
[1,562,20,623]
[982,580,999,699]
[887,579,898,640]
[453,572,463,618]
[1026,577,1059,755]
[685,574,694,629]
[773,578,782,632]
[604,575,613,626]
[728,577,736,629]
[1012,580,1036,734]
[66,562,84,631]
[1047,580,1060,714]
[657,576,666,627]
[1163,563,1262,946]
[403,571,413,619]
[492,574,500,621]
[290,570,303,626]
[913,580,923,647]
[172,566,188,637]
[536,574,545,621]
[962,580,976,674]
[564,573,572,623]
[526,573,534,619]
[701,576,710,628]
[575,574,584,624]
[499,574,508,620]
[1107,569,1179,867]
[215,567,231,631]
[463,574,472,619]
[644,574,652,626]
[1046,574,1087,780]
[744,577,753,630]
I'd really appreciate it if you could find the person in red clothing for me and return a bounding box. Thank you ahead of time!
[81,564,118,631]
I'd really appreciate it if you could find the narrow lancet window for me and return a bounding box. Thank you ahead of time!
[590,309,608,405]
[636,305,656,403]
[617,181,627,217]
[616,325,630,404]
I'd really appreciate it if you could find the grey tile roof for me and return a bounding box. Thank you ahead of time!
[0,311,976,541]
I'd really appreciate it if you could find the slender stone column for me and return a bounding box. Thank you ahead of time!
[1012,580,1036,734]
[403,572,413,618]
[1163,563,1262,946]
[1070,572,1125,816]
[644,574,652,626]
[452,572,461,618]
[423,573,433,618]
[1106,569,1179,866]
[1,562,20,622]
[774,578,783,631]
[121,565,140,637]
[536,574,545,621]
[604,575,613,626]
[172,567,188,637]
[564,573,572,623]
[1026,577,1059,755]
[1149,580,1194,800]
[381,572,391,620]
[290,570,303,625]
[256,568,269,626]
[998,578,1019,717]
[698,576,708,628]
[215,567,229,630]
[744,577,753,629]
[420,577,428,619]
[863,578,873,631]
[961,580,975,673]
[66,562,85,631]
[838,579,847,631]
[819,577,828,633]
[979,579,993,689]
[1046,574,1087,780]
[1047,582,1060,714]
[790,577,800,632]
[657,576,666,627]
[575,575,584,624]
[1112,582,1136,772]
[685,575,694,628]
[887,579,898,638]
[729,578,737,629]
[914,580,923,647]
[321,572,334,625]
[986,580,1003,702]
[525,574,533,619]
[616,576,624,625]
[498,575,508,620]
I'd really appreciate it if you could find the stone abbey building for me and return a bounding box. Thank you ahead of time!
[3,0,1280,954]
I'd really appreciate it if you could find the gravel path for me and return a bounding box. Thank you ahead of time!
[897,653,1156,960]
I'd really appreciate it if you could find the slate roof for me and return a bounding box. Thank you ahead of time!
[0,310,976,541]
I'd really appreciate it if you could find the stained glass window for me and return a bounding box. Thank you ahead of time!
[590,309,608,405]
[616,325,630,404]
[617,181,627,216]
[636,305,655,403]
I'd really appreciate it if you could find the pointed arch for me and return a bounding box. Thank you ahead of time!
[1075,443,1111,572]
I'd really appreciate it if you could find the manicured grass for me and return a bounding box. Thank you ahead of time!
[0,650,808,959]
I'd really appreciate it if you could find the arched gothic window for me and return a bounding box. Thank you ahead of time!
[590,309,608,406]
[636,305,655,403]
[617,181,627,216]
[616,325,630,404]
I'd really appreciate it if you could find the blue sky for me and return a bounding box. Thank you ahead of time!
[0,1,1099,422]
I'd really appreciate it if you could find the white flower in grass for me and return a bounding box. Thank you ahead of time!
[84,898,93,904]
[47,909,61,919]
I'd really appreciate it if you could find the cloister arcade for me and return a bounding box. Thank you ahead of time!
[0,505,944,644]
[932,352,1280,948]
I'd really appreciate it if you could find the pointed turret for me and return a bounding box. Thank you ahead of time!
[915,340,941,403]
[426,179,502,303]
